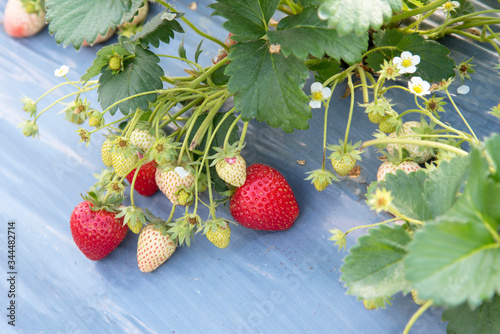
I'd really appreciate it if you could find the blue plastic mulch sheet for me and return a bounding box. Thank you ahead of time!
[1,0,499,333]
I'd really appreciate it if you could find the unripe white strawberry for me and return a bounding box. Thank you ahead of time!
[215,155,247,187]
[110,137,139,177]
[377,161,421,182]
[130,129,156,153]
[4,0,46,38]
[101,139,113,167]
[386,121,433,164]
[137,225,176,273]
[155,166,195,206]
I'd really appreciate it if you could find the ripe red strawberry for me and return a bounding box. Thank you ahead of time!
[3,0,46,38]
[69,200,127,261]
[155,166,195,206]
[229,164,299,231]
[137,225,176,273]
[126,160,158,197]
[377,161,421,182]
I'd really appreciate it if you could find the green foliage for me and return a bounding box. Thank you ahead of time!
[367,30,456,82]
[317,0,403,35]
[267,7,368,64]
[209,0,280,42]
[126,10,184,48]
[45,0,144,49]
[405,219,500,307]
[225,40,311,133]
[443,295,500,334]
[341,225,412,299]
[451,0,476,18]
[307,58,342,85]
[97,45,164,115]
[81,44,132,83]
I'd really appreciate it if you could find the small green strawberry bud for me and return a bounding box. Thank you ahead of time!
[77,128,91,146]
[108,54,124,73]
[379,117,397,133]
[88,110,103,128]
[367,110,384,124]
[21,96,37,116]
[177,189,192,206]
[19,120,39,138]
[305,168,338,192]
[313,179,329,192]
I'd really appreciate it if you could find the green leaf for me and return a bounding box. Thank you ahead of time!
[307,58,342,85]
[367,30,456,82]
[267,7,368,64]
[98,45,164,115]
[127,10,184,48]
[341,225,412,299]
[405,219,500,307]
[46,0,144,49]
[81,44,132,82]
[209,0,280,42]
[451,0,476,18]
[317,0,403,35]
[226,40,311,133]
[366,29,405,71]
[397,33,456,82]
[485,133,500,182]
[443,295,500,334]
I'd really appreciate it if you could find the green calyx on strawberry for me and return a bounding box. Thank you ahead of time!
[230,163,299,231]
[210,142,247,188]
[126,160,159,197]
[110,137,139,177]
[167,213,198,247]
[116,205,146,234]
[305,168,339,191]
[361,98,395,125]
[76,128,91,146]
[21,0,44,14]
[156,163,196,206]
[61,99,89,125]
[363,296,393,310]
[21,96,37,116]
[200,218,231,249]
[70,189,127,261]
[327,140,363,177]
[378,110,401,134]
[149,136,180,166]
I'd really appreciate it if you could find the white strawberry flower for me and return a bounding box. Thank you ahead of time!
[309,82,331,109]
[440,1,460,12]
[54,65,69,77]
[408,77,431,96]
[174,166,190,178]
[393,51,420,74]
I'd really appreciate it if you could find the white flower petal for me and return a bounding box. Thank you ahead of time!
[405,65,417,74]
[309,100,322,109]
[412,55,420,65]
[54,65,69,77]
[457,85,470,95]
[400,51,413,59]
[392,57,402,65]
[174,166,190,178]
[310,82,323,93]
[410,76,424,85]
[321,87,331,99]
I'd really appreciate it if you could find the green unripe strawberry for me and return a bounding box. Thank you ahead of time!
[379,117,397,133]
[206,224,231,249]
[313,178,329,192]
[101,139,113,167]
[108,54,123,72]
[368,110,385,124]
[331,155,356,177]
[176,189,192,206]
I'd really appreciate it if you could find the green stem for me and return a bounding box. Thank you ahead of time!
[33,87,97,122]
[156,54,203,70]
[445,88,479,143]
[188,57,230,89]
[389,207,425,226]
[343,74,356,153]
[177,99,211,164]
[238,120,249,149]
[223,113,241,150]
[322,81,338,169]
[156,0,228,51]
[403,300,433,334]
[345,217,400,235]
[166,204,177,224]
[357,66,369,104]
[159,97,204,129]
[204,158,217,219]
[390,0,448,23]
[362,138,468,156]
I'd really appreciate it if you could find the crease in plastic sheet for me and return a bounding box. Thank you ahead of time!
[0,1,499,333]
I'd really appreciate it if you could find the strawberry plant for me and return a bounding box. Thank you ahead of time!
[15,0,500,332]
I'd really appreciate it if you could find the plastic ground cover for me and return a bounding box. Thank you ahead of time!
[0,0,499,333]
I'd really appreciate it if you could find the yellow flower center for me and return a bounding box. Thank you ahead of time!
[413,84,423,94]
[402,58,413,68]
[312,91,324,101]
[444,2,453,10]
